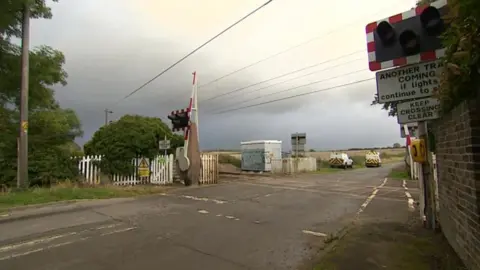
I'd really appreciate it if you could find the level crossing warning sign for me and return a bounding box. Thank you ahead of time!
[138,158,150,177]
[376,60,443,103]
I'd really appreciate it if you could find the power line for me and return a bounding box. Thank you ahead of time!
[200,50,363,102]
[205,57,364,112]
[207,68,367,113]
[212,78,375,114]
[112,0,274,106]
[198,1,403,88]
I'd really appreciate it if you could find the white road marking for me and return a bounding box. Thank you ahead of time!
[302,230,327,237]
[197,209,209,214]
[0,232,78,252]
[0,222,136,261]
[403,180,415,211]
[0,237,90,261]
[225,216,235,219]
[100,227,136,236]
[356,178,387,215]
[95,223,122,230]
[180,195,226,204]
[216,214,223,217]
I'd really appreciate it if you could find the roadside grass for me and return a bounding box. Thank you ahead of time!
[218,154,241,168]
[0,181,169,210]
[313,222,466,270]
[388,164,410,179]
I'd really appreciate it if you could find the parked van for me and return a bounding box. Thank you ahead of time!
[329,152,353,169]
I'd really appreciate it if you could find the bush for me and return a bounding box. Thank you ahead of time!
[218,154,241,168]
[316,158,330,168]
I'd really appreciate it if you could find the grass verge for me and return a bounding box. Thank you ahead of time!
[218,154,241,168]
[388,164,410,179]
[313,221,466,270]
[0,182,169,210]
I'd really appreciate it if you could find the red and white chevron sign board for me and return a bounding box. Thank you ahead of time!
[171,108,190,132]
[365,0,447,71]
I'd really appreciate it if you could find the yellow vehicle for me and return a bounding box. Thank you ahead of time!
[365,150,382,167]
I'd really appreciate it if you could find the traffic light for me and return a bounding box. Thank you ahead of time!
[366,0,448,71]
[168,109,190,132]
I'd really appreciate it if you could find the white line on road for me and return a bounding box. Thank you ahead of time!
[197,209,209,214]
[180,195,227,204]
[0,237,90,261]
[403,180,415,211]
[100,227,136,236]
[356,178,387,215]
[0,232,78,253]
[95,223,122,230]
[302,230,327,237]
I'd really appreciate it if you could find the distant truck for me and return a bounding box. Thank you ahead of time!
[328,152,353,169]
[365,150,382,167]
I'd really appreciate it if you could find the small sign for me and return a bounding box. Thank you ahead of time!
[396,97,440,124]
[376,60,443,104]
[159,140,171,150]
[291,133,306,145]
[400,123,418,138]
[138,158,150,177]
[21,121,28,133]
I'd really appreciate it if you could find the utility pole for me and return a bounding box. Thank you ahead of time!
[418,121,436,229]
[104,109,113,126]
[18,4,30,188]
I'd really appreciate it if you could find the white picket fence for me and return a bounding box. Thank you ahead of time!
[76,154,219,186]
[200,154,219,184]
[76,154,174,186]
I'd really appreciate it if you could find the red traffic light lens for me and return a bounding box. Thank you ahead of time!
[376,21,396,46]
[420,6,444,36]
[399,30,420,55]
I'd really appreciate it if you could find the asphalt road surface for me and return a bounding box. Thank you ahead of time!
[0,163,419,270]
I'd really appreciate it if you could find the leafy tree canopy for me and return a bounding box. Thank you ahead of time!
[0,0,57,39]
[84,115,183,176]
[0,0,83,187]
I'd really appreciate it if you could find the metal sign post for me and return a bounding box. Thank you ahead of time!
[159,136,171,156]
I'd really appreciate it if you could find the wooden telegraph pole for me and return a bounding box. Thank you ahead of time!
[17,4,30,188]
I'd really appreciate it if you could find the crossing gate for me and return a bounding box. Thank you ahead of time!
[199,153,219,184]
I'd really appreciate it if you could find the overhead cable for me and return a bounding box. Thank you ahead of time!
[200,50,363,102]
[205,57,364,112]
[211,78,375,114]
[198,1,404,88]
[111,0,274,106]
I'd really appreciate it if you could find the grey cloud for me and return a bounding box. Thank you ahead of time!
[28,0,403,150]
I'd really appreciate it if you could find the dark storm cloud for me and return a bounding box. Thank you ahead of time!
[27,0,405,150]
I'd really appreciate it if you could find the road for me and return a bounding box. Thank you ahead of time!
[0,163,418,270]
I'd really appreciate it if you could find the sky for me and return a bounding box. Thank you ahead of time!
[29,0,417,151]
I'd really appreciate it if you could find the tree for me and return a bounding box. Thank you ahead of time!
[370,0,437,117]
[393,143,402,148]
[0,0,56,38]
[84,115,182,176]
[0,0,83,187]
